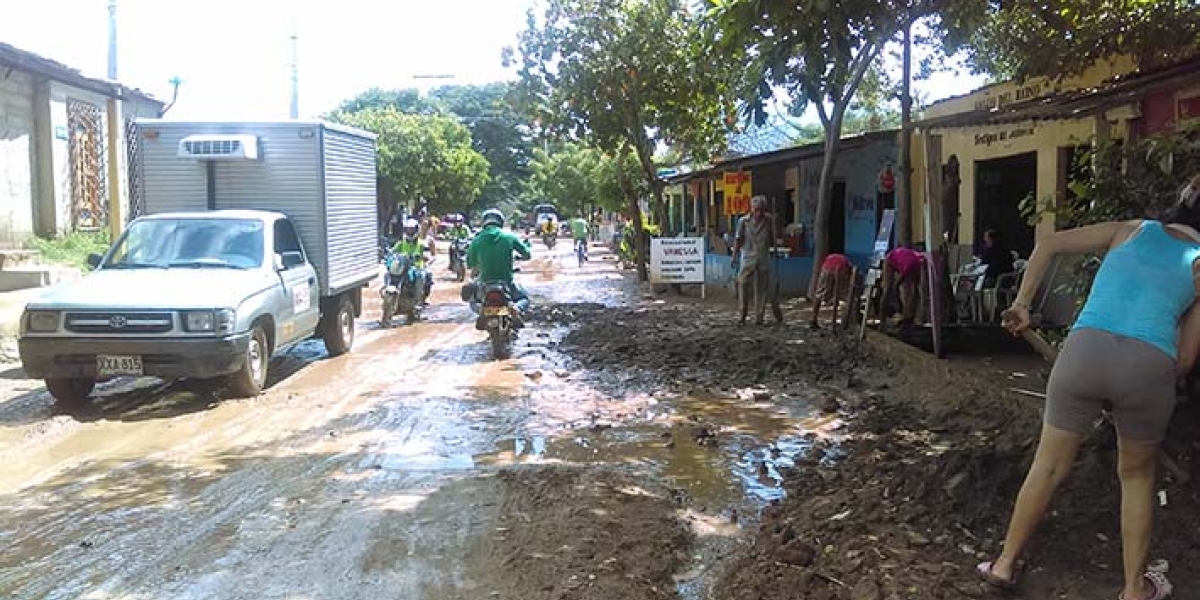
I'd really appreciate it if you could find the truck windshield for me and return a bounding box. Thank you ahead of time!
[105,218,265,270]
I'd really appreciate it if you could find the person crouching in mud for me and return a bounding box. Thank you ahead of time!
[731,195,783,326]
[978,174,1200,600]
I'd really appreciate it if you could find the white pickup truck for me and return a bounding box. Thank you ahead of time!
[18,121,379,405]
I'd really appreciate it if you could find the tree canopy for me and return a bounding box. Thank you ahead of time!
[509,0,737,278]
[429,83,535,213]
[331,107,490,217]
[523,143,640,217]
[956,0,1200,81]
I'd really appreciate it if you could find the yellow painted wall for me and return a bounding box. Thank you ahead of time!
[922,55,1139,120]
[909,54,1147,250]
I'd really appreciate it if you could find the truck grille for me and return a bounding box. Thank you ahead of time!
[64,312,173,334]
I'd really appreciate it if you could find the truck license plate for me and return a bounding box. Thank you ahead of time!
[96,355,144,377]
[482,306,509,317]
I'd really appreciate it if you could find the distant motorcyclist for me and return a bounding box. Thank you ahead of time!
[569,212,590,259]
[392,218,433,300]
[446,214,472,241]
[468,209,532,315]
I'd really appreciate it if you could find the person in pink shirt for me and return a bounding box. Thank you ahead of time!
[810,253,855,328]
[881,246,926,324]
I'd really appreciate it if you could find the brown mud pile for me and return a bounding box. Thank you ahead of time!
[465,466,692,600]
[550,302,876,394]
[547,301,1200,600]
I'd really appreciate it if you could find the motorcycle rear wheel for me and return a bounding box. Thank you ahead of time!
[489,328,511,360]
[381,296,396,328]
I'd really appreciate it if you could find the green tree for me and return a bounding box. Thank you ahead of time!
[956,0,1200,81]
[430,83,535,214]
[712,0,903,295]
[330,87,442,117]
[331,108,490,225]
[509,0,736,281]
[523,143,641,218]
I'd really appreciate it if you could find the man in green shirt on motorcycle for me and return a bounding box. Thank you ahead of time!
[392,218,433,301]
[467,208,532,314]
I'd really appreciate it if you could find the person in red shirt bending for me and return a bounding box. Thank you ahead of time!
[881,246,926,325]
[810,253,854,329]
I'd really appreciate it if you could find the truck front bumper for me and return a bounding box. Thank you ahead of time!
[18,334,252,380]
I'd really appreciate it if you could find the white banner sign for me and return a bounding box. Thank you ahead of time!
[650,237,705,284]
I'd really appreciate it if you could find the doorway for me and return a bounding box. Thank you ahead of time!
[829,180,846,254]
[975,152,1036,257]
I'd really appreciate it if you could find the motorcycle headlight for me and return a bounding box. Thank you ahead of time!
[183,309,235,334]
[23,311,61,333]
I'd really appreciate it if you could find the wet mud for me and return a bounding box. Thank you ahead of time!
[0,242,817,600]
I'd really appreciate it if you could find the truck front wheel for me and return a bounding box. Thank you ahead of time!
[228,326,269,397]
[323,296,354,356]
[45,377,96,406]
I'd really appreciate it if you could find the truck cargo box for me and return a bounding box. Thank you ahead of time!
[134,120,379,297]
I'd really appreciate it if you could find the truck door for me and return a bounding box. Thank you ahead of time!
[273,219,321,344]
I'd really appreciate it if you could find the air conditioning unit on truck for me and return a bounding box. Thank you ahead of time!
[18,120,380,405]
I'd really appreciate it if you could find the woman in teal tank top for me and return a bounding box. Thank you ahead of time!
[978,175,1200,600]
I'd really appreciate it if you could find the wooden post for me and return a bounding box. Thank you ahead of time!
[106,97,124,240]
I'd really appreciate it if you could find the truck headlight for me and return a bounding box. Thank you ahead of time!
[183,309,236,334]
[23,311,60,333]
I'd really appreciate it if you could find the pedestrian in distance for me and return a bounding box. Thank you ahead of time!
[879,246,925,326]
[979,174,1200,600]
[810,253,854,329]
[732,195,783,326]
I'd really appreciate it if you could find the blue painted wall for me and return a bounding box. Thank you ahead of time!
[796,139,898,278]
[705,253,814,298]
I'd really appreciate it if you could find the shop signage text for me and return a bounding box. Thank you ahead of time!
[974,83,1045,112]
[722,171,752,215]
[650,237,705,284]
[974,126,1035,147]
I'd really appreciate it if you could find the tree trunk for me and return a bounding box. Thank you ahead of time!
[808,119,846,299]
[896,18,913,247]
[629,193,649,282]
[618,148,650,281]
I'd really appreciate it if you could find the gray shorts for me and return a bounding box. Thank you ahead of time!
[1046,328,1178,442]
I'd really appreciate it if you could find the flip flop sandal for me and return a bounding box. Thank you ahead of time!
[976,561,1019,591]
[1118,570,1172,600]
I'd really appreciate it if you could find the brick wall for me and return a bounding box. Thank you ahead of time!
[0,70,36,248]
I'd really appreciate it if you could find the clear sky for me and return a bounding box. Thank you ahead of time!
[0,0,985,121]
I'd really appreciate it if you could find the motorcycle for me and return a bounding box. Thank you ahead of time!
[541,231,557,250]
[380,252,428,327]
[449,238,469,282]
[465,259,529,360]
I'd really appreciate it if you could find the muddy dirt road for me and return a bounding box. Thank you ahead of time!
[0,240,835,600]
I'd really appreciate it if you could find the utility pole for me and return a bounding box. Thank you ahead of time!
[289,17,299,119]
[895,15,913,247]
[107,0,118,80]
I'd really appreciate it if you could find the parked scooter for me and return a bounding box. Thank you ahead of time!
[380,252,427,327]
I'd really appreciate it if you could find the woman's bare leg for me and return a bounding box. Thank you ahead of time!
[1117,437,1159,600]
[990,423,1086,580]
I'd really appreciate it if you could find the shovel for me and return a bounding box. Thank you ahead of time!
[1003,309,1190,484]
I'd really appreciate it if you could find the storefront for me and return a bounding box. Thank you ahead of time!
[669,130,898,296]
[908,55,1200,323]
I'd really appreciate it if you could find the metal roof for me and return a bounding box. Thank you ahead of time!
[0,41,162,106]
[664,128,898,184]
[914,57,1200,130]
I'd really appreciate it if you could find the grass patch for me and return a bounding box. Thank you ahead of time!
[24,231,111,270]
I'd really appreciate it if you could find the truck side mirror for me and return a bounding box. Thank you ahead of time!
[275,251,305,270]
[86,253,103,269]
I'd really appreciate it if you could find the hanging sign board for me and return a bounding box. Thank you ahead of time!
[650,237,705,284]
[722,171,752,215]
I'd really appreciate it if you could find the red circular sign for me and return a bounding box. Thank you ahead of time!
[880,166,896,193]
